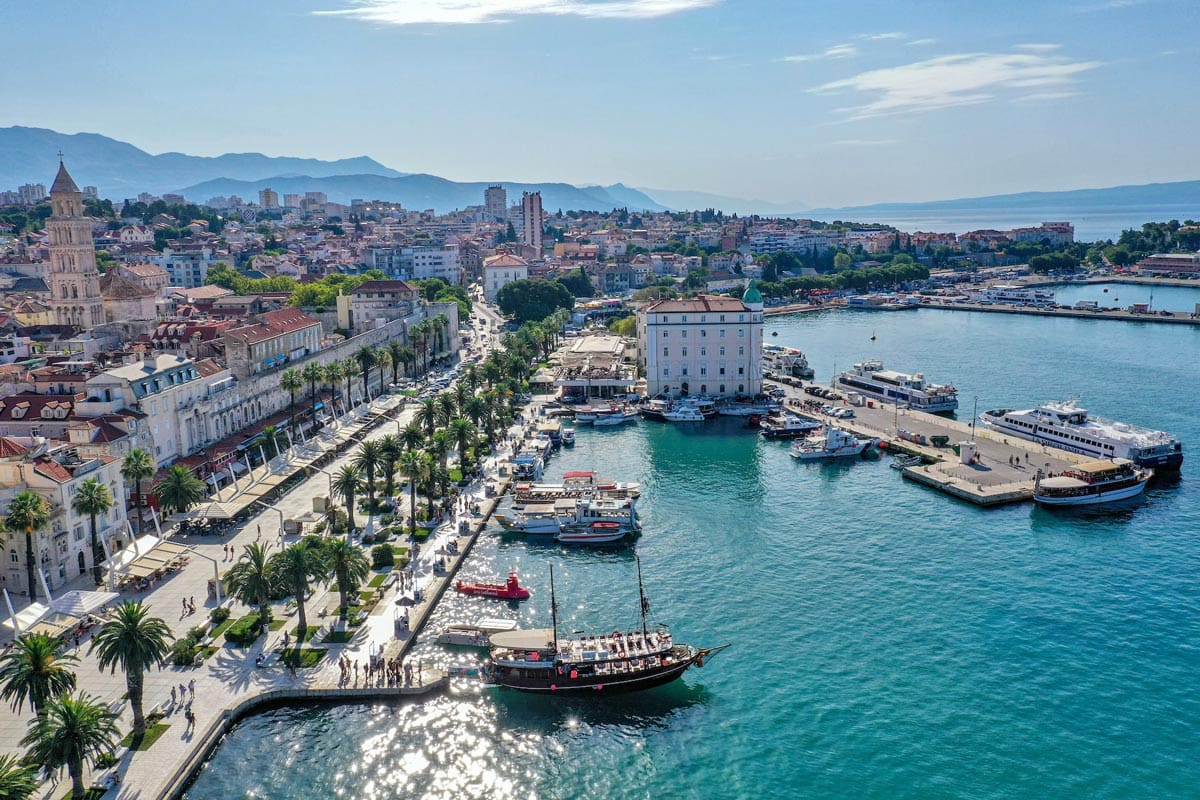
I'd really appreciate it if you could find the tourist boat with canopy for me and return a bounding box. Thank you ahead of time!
[482,559,728,694]
[1033,458,1152,506]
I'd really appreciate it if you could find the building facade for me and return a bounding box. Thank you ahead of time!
[485,185,507,222]
[483,253,529,301]
[521,191,543,257]
[46,162,105,329]
[637,286,764,399]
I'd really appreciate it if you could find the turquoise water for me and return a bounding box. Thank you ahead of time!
[184,309,1200,800]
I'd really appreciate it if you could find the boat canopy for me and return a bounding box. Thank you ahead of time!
[489,628,556,650]
[563,471,595,479]
[1073,459,1129,474]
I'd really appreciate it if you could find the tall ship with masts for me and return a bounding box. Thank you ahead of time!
[482,559,727,694]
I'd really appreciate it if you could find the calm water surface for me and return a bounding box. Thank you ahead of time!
[184,308,1200,800]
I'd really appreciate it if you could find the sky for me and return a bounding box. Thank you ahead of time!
[4,0,1198,208]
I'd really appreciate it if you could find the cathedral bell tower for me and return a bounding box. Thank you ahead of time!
[47,160,105,329]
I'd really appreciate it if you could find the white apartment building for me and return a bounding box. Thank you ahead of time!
[637,287,764,399]
[485,185,507,222]
[0,441,129,597]
[483,253,529,301]
[363,244,461,284]
[521,191,543,257]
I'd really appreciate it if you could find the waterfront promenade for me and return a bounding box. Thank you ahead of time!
[918,298,1200,326]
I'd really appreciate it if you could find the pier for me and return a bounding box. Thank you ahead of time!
[917,299,1200,326]
[771,379,1088,507]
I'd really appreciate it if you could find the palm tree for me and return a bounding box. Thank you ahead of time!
[154,464,206,516]
[416,398,438,438]
[331,465,363,534]
[259,424,287,461]
[387,340,407,384]
[0,633,78,718]
[426,462,450,514]
[436,393,457,426]
[399,343,418,379]
[341,357,358,406]
[301,361,324,428]
[353,440,382,513]
[375,348,391,394]
[71,478,113,585]
[121,448,154,537]
[506,352,530,383]
[432,312,450,359]
[355,345,376,402]
[448,418,476,471]
[0,753,37,800]
[324,361,344,412]
[398,450,429,537]
[464,364,481,392]
[21,692,119,800]
[453,383,471,416]
[268,542,323,636]
[463,395,487,428]
[89,600,172,738]
[224,543,274,634]
[379,434,402,499]
[324,538,370,613]
[3,491,50,602]
[429,430,452,470]
[280,368,303,432]
[399,422,425,453]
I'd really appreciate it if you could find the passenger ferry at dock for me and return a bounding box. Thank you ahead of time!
[979,401,1183,470]
[1033,459,1152,506]
[833,359,959,414]
[972,285,1056,305]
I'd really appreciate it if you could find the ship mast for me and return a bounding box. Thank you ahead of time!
[549,564,559,654]
[636,556,650,641]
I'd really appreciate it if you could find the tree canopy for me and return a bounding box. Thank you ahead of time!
[495,278,574,324]
[555,268,595,298]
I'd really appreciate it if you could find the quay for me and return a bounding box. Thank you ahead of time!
[916,298,1200,326]
[770,379,1088,507]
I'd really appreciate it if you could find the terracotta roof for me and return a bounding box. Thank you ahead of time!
[120,263,169,279]
[644,295,749,314]
[224,308,320,346]
[0,394,76,422]
[483,254,529,268]
[178,285,234,302]
[0,436,30,457]
[33,458,72,483]
[99,272,155,300]
[193,358,225,377]
[352,280,417,296]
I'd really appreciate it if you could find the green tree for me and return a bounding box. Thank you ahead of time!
[555,268,594,297]
[3,491,51,603]
[301,361,324,426]
[353,440,382,512]
[21,693,119,800]
[834,252,852,270]
[121,448,155,537]
[398,451,430,537]
[0,753,38,800]
[0,633,78,718]
[608,315,637,337]
[378,434,402,499]
[71,478,113,585]
[268,542,324,636]
[154,465,206,516]
[259,425,287,461]
[416,398,439,438]
[324,538,370,613]
[387,340,406,385]
[448,418,477,470]
[89,601,172,738]
[280,368,303,431]
[355,345,376,402]
[224,543,274,635]
[323,360,344,410]
[495,278,574,324]
[331,465,364,534]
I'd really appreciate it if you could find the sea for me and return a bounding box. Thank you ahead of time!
[182,301,1200,800]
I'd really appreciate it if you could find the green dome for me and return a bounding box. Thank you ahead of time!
[742,279,763,305]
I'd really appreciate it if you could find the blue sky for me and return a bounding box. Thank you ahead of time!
[5,0,1197,207]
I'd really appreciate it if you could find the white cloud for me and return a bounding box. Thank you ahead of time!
[858,31,906,40]
[906,38,937,46]
[1014,43,1062,52]
[810,50,1102,120]
[782,43,858,63]
[1015,91,1079,102]
[315,0,720,25]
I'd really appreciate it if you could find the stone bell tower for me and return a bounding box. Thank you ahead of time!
[47,160,105,329]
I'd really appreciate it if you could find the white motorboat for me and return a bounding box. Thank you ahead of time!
[979,401,1183,470]
[760,412,821,440]
[555,523,631,545]
[663,405,705,422]
[561,427,576,445]
[494,507,562,535]
[511,454,544,480]
[833,359,958,414]
[763,344,815,379]
[1033,459,1152,506]
[437,617,519,647]
[790,427,879,460]
[592,406,639,426]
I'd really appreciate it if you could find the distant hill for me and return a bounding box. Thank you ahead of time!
[177,174,671,215]
[0,126,404,198]
[807,180,1200,218]
[637,187,807,217]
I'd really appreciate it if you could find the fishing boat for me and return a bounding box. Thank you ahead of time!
[760,412,822,440]
[790,427,879,460]
[438,617,519,648]
[1033,459,1152,506]
[482,560,728,694]
[456,569,532,600]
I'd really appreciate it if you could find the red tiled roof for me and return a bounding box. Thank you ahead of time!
[352,280,417,296]
[224,308,320,346]
[193,358,225,377]
[644,295,749,313]
[0,393,76,422]
[33,458,72,483]
[0,436,30,457]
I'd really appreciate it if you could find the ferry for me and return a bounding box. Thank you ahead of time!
[511,472,640,505]
[974,285,1056,305]
[1034,459,1152,506]
[979,401,1183,470]
[833,359,959,414]
[763,344,815,379]
[790,427,879,460]
[483,561,727,694]
[438,617,519,648]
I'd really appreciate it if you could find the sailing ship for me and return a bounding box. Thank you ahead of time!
[483,559,728,694]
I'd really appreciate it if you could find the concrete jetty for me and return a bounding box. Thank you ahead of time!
[918,298,1200,326]
[771,379,1088,507]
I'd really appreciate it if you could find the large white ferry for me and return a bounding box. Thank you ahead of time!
[979,401,1183,470]
[833,360,959,414]
[972,285,1056,305]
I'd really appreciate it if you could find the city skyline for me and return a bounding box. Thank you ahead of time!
[4,1,1198,208]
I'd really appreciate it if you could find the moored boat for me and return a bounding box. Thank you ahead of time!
[438,617,519,648]
[561,427,576,445]
[456,569,532,600]
[482,560,728,694]
[834,359,958,414]
[663,405,705,423]
[511,472,641,505]
[1033,459,1152,506]
[790,426,879,460]
[760,412,821,440]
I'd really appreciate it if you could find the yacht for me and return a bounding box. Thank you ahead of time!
[979,401,1183,470]
[438,617,519,648]
[511,454,544,480]
[759,412,822,440]
[833,359,958,414]
[790,427,879,460]
[663,405,706,423]
[1034,459,1152,506]
[575,403,638,426]
[763,344,815,378]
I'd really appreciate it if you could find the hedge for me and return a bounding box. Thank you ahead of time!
[224,613,263,646]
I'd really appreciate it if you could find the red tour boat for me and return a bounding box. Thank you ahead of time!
[456,569,531,601]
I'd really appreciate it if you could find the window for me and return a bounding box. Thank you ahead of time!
[720,315,726,322]
[739,314,745,322]
[700,347,707,356]
[8,550,15,564]
[720,329,726,338]
[738,346,745,356]
[738,329,745,338]
[682,315,688,323]
[700,367,707,376]
[662,331,668,339]
[738,384,745,393]
[681,367,689,376]
[681,347,688,357]
[681,330,687,339]
[662,347,669,357]
[739,367,745,375]
[701,329,707,337]
[719,367,726,375]
[720,384,726,393]
[662,367,670,377]
[720,346,726,356]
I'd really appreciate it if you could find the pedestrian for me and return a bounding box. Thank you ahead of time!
[189,596,196,614]
[189,679,195,699]
[256,523,262,541]
[171,686,177,705]
[185,707,195,730]
[179,682,187,699]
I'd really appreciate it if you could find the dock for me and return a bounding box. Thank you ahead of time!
[772,380,1089,507]
[918,299,1200,326]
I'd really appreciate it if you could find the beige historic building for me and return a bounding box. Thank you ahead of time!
[46,161,105,329]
